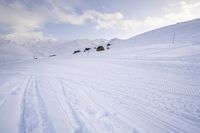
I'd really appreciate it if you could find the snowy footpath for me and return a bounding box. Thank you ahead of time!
[0,44,200,133]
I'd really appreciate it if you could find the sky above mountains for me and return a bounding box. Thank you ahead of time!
[0,0,200,42]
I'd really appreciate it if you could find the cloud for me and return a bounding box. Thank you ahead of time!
[91,0,200,35]
[129,1,200,33]
[0,1,136,42]
[0,4,40,31]
[1,31,57,43]
[0,2,50,42]
[0,0,200,42]
[50,9,140,30]
[143,1,200,27]
[49,0,200,34]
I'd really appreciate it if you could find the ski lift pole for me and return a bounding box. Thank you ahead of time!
[172,31,175,44]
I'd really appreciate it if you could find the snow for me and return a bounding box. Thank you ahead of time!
[0,18,200,133]
[125,18,200,45]
[0,38,32,64]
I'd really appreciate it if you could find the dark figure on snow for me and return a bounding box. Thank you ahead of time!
[84,48,91,52]
[96,46,105,52]
[107,43,111,46]
[49,54,56,57]
[73,50,81,54]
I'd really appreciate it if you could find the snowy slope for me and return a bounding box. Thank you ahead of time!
[0,18,200,133]
[0,38,32,64]
[127,18,200,45]
[107,18,200,61]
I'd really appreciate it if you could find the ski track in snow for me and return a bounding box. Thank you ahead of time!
[0,50,200,133]
[20,76,55,133]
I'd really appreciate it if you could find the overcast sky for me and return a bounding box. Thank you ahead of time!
[0,0,200,42]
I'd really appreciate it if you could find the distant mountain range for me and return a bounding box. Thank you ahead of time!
[1,18,200,61]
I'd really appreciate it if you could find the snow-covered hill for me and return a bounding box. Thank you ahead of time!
[126,18,200,45]
[104,18,200,61]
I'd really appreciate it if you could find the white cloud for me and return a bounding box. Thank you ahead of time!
[0,2,51,43]
[91,0,200,36]
[51,0,200,34]
[50,9,140,30]
[0,1,138,42]
[125,1,200,35]
[0,0,200,42]
[2,31,46,43]
[143,1,196,27]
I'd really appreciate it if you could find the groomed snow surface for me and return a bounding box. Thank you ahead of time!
[0,43,200,133]
[0,19,200,133]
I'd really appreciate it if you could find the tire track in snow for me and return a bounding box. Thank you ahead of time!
[55,80,93,133]
[34,76,75,133]
[20,75,55,133]
[58,77,141,132]
[60,78,150,132]
[60,79,133,133]
[60,80,109,133]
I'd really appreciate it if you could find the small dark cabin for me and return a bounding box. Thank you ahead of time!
[96,46,105,52]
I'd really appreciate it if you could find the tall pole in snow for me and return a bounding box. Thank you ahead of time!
[172,31,175,44]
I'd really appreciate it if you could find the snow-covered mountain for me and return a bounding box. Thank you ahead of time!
[1,18,200,61]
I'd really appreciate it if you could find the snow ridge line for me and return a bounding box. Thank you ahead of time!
[19,75,55,133]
